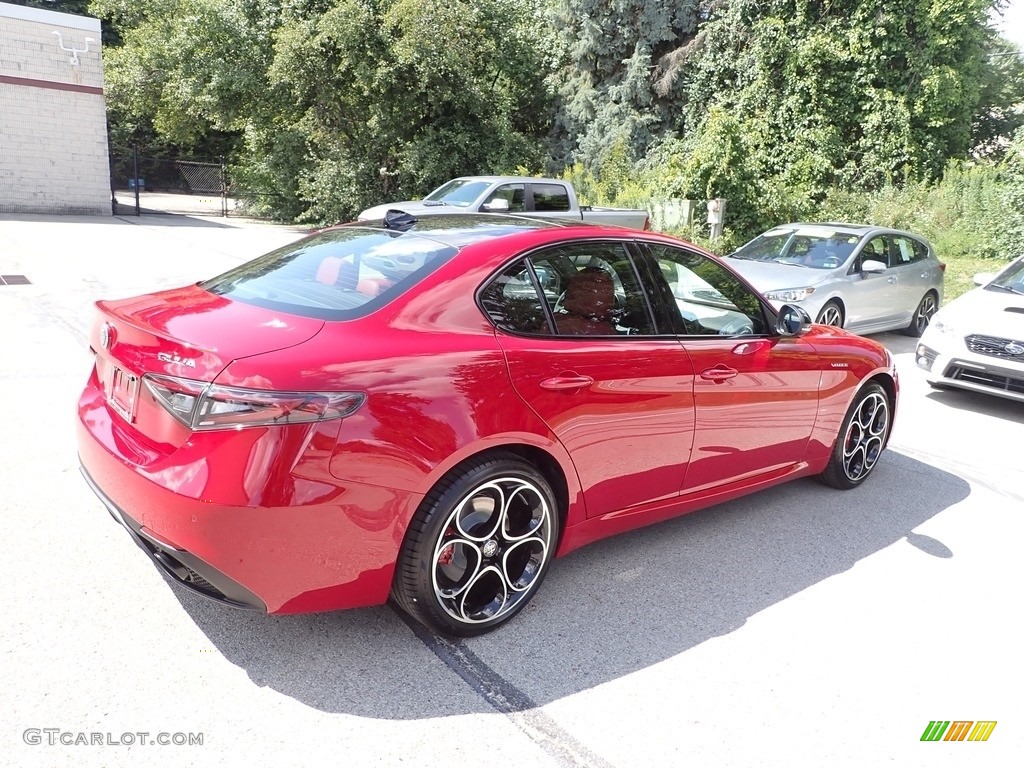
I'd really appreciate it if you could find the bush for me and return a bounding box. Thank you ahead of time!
[817,148,1024,264]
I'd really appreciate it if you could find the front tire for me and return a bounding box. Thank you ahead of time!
[818,383,892,489]
[391,453,559,636]
[815,300,844,327]
[901,292,938,337]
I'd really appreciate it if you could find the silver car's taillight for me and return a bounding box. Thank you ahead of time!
[143,374,365,430]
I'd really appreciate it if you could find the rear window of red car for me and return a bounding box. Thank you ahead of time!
[200,228,458,320]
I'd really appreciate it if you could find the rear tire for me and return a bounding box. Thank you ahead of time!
[391,453,559,636]
[818,383,892,490]
[901,292,938,337]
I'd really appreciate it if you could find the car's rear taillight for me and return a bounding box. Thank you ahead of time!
[643,216,651,231]
[939,262,947,273]
[143,374,365,430]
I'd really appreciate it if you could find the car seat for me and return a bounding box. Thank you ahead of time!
[555,267,617,335]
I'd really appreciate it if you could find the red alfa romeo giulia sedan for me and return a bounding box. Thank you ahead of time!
[77,213,898,636]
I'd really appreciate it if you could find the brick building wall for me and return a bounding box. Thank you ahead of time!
[0,2,109,215]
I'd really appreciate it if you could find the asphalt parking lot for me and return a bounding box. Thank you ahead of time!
[1,213,1020,767]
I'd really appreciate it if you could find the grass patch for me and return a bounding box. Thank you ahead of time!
[941,254,1004,302]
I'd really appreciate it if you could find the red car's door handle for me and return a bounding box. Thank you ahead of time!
[700,366,738,381]
[539,375,595,391]
[732,340,771,355]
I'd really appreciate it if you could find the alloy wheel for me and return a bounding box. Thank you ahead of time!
[914,294,937,335]
[817,303,843,327]
[431,476,553,624]
[841,391,889,482]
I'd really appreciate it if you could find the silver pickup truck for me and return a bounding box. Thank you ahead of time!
[358,176,650,229]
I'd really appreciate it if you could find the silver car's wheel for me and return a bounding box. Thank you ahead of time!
[902,292,938,337]
[392,453,559,636]
[819,383,891,489]
[815,301,844,327]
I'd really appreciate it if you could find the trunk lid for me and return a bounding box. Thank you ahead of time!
[88,284,324,449]
[93,284,324,382]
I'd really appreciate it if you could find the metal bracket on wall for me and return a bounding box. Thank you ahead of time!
[52,31,95,66]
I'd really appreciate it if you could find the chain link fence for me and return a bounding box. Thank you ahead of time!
[110,147,232,217]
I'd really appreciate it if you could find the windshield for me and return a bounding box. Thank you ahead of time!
[986,256,1024,294]
[731,226,860,269]
[201,228,458,320]
[424,179,491,207]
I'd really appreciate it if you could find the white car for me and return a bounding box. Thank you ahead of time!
[916,255,1024,402]
[726,223,945,336]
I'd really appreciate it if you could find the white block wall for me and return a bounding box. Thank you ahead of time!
[0,2,110,215]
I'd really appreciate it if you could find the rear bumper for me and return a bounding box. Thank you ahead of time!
[80,463,265,611]
[77,381,423,614]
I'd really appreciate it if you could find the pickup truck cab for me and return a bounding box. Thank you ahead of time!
[358,176,650,230]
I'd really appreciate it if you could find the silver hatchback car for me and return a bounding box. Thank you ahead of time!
[725,223,945,336]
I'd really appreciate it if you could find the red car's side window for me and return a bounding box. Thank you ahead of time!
[479,260,553,334]
[641,244,770,337]
[479,242,658,336]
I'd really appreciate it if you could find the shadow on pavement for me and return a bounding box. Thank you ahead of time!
[0,210,236,229]
[112,211,237,228]
[176,450,968,719]
[923,386,1024,423]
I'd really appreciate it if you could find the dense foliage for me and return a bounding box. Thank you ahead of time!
[552,0,1024,272]
[625,1,1015,239]
[70,0,1024,245]
[547,1,702,172]
[90,0,551,222]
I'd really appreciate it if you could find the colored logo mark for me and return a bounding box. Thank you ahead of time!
[921,721,997,742]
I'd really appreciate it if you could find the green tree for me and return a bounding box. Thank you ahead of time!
[629,0,1001,246]
[973,27,1024,156]
[94,0,551,222]
[270,0,552,222]
[666,0,995,192]
[549,0,703,174]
